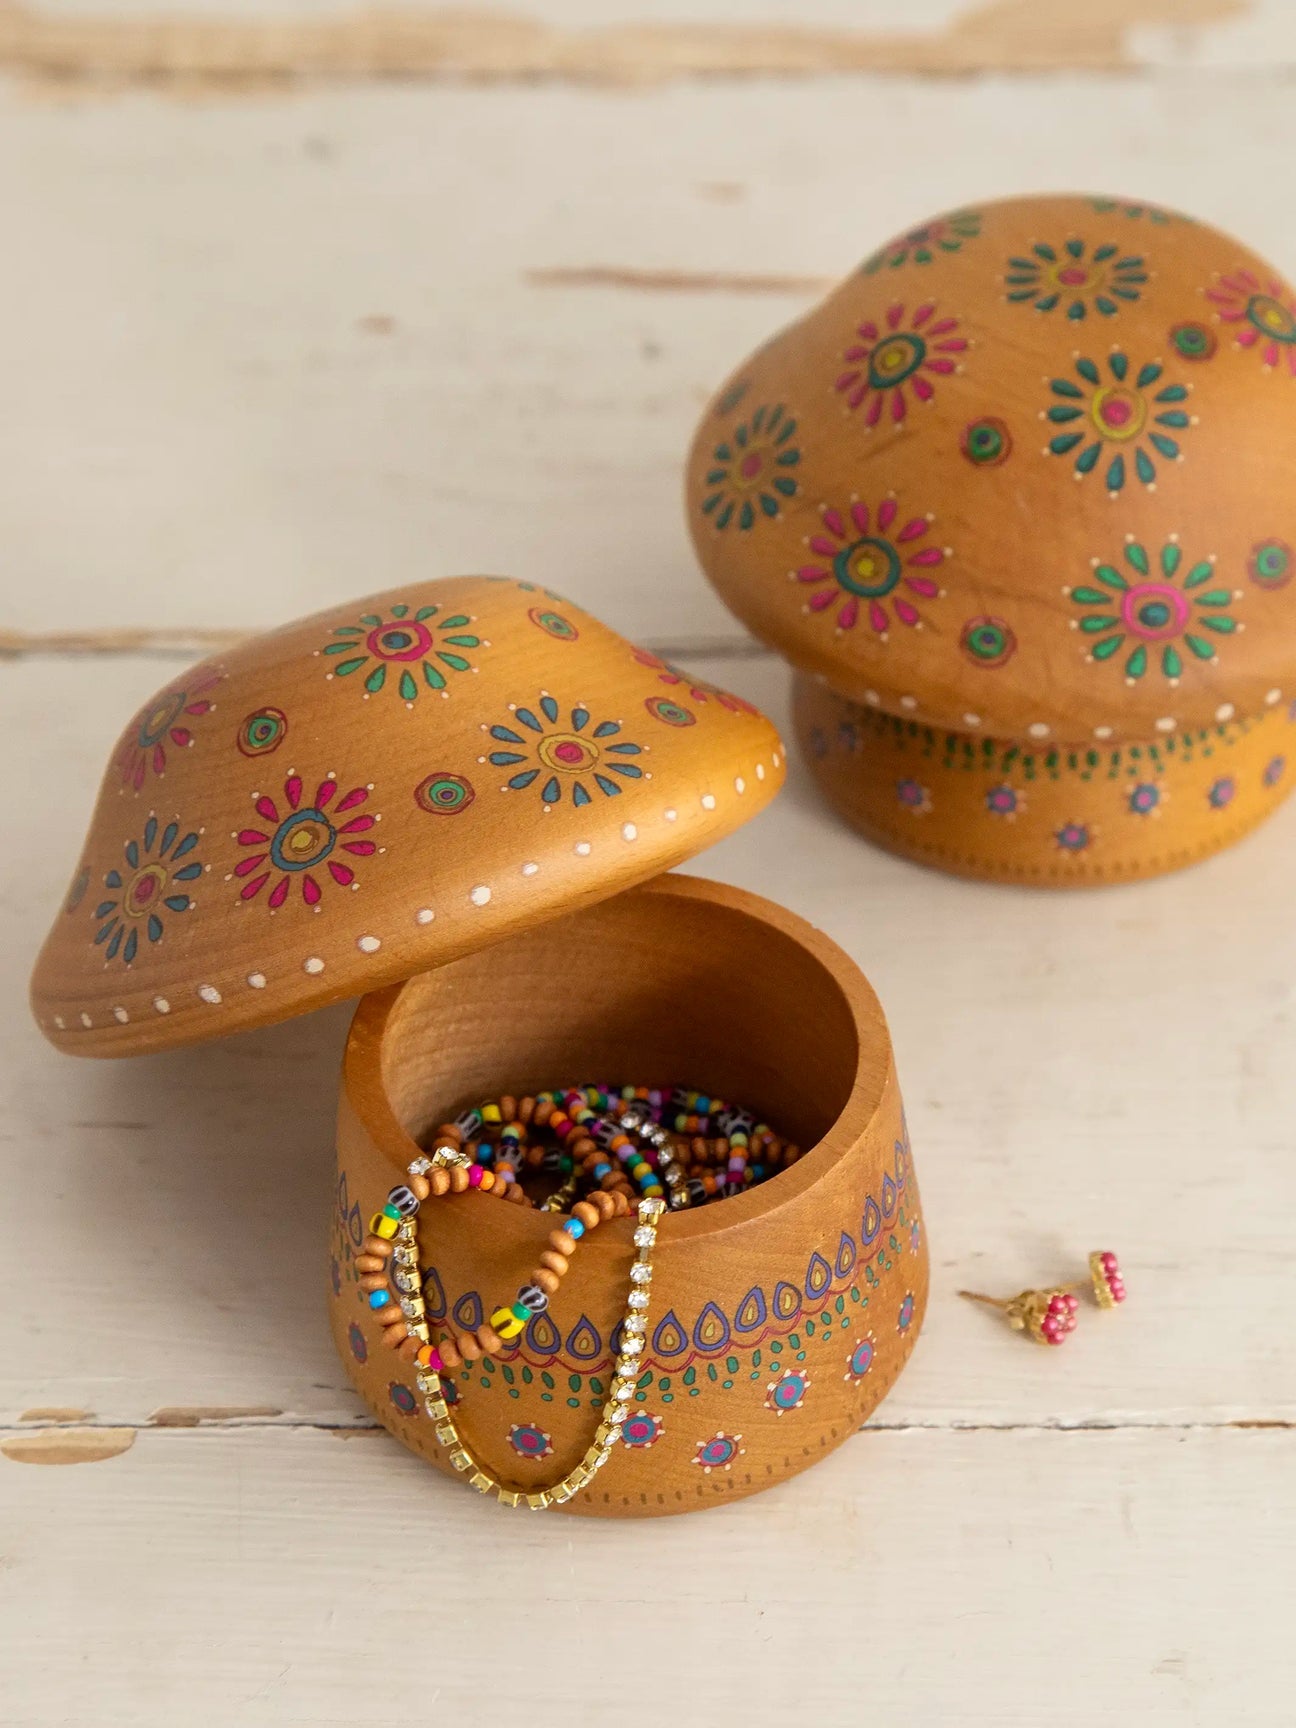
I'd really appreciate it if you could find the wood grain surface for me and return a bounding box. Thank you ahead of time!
[2,3,1294,1721]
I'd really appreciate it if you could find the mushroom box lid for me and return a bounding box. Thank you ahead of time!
[686,192,1296,748]
[31,577,785,1056]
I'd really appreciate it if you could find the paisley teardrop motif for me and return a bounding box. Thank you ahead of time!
[336,1172,364,1247]
[564,1315,603,1360]
[525,1310,560,1357]
[692,1300,732,1354]
[861,1197,882,1245]
[881,1174,898,1218]
[773,1281,802,1322]
[734,1286,769,1333]
[420,1263,447,1320]
[895,1134,911,1188]
[652,1310,688,1358]
[452,1290,484,1334]
[805,1252,832,1299]
[834,1231,858,1278]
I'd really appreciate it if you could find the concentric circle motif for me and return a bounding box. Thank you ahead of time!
[414,772,476,815]
[960,615,1017,668]
[620,1411,664,1449]
[1128,782,1161,815]
[138,690,186,749]
[507,1423,555,1461]
[388,1382,416,1415]
[897,1293,916,1333]
[691,1431,744,1474]
[1248,538,1293,590]
[237,706,288,758]
[765,1368,810,1415]
[348,1322,367,1363]
[538,732,600,775]
[1170,320,1217,361]
[834,535,902,600]
[528,607,579,642]
[645,696,696,728]
[1247,294,1296,345]
[960,415,1012,466]
[845,1336,876,1383]
[368,620,435,661]
[269,809,336,873]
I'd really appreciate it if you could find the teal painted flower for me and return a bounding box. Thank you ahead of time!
[1045,350,1193,493]
[1067,537,1238,683]
[320,602,483,702]
[1090,198,1185,225]
[94,816,203,966]
[1005,237,1147,319]
[486,694,646,808]
[863,209,981,273]
[700,403,800,530]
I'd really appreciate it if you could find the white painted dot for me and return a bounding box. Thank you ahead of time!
[304,956,325,975]
[575,841,592,857]
[357,935,381,953]
[701,793,717,810]
[622,823,638,842]
[415,908,435,925]
[963,713,981,729]
[756,764,765,781]
[772,752,781,768]
[1028,722,1050,740]
[198,984,222,1005]
[153,997,170,1015]
[1156,717,1177,733]
[113,1006,129,1024]
[53,1015,65,1030]
[1216,702,1235,723]
[863,692,879,708]
[521,862,539,877]
[664,808,678,822]
[79,1012,92,1028]
[1266,688,1282,706]
[470,885,491,906]
[900,695,917,711]
[1094,725,1114,741]
[734,777,745,795]
[247,973,267,990]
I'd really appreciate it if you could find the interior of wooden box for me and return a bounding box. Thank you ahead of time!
[375,882,873,1162]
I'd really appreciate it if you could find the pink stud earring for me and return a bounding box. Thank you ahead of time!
[958,1285,1080,1347]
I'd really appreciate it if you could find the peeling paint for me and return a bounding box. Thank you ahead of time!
[1,1427,135,1465]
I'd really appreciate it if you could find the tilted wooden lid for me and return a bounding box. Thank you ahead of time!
[31,577,784,1056]
[687,192,1296,746]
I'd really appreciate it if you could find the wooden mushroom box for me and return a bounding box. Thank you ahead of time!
[30,577,926,1516]
[686,193,1296,885]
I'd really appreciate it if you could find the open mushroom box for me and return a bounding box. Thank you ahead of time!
[30,577,926,1518]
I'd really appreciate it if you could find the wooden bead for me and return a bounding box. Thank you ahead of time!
[359,1273,389,1293]
[448,1165,470,1193]
[429,1168,451,1196]
[534,1099,553,1125]
[409,1174,431,1200]
[396,1336,422,1362]
[538,1249,569,1277]
[476,1325,504,1356]
[437,1337,462,1370]
[436,1125,462,1147]
[500,1095,516,1122]
[572,1200,599,1230]
[457,1332,482,1362]
[354,1254,386,1273]
[532,1266,561,1295]
[610,1191,631,1215]
[362,1235,394,1259]
[589,1191,615,1219]
[517,1096,535,1124]
[548,1229,577,1256]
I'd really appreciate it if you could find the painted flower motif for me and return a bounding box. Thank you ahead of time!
[844,1335,876,1384]
[897,1293,916,1333]
[960,615,1017,668]
[765,1367,811,1415]
[116,669,222,791]
[863,208,981,273]
[910,1219,922,1254]
[835,301,968,427]
[1045,350,1192,493]
[1067,537,1237,684]
[1090,198,1181,224]
[1005,237,1147,319]
[985,783,1024,819]
[699,403,800,530]
[691,1431,745,1474]
[94,815,204,965]
[896,778,931,815]
[795,497,946,635]
[507,1423,555,1461]
[330,1257,342,1296]
[1054,822,1092,853]
[1208,776,1236,809]
[1128,782,1162,816]
[348,1322,368,1363]
[1264,756,1287,788]
[1206,269,1296,376]
[1169,321,1217,362]
[388,1382,417,1415]
[486,695,646,808]
[233,773,378,908]
[1248,538,1293,591]
[320,602,483,702]
[631,649,758,715]
[620,1411,664,1449]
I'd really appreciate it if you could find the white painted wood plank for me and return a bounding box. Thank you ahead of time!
[5,651,1296,1428]
[4,71,1296,643]
[0,1423,1291,1726]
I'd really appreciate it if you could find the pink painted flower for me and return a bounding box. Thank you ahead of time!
[835,301,968,427]
[796,497,947,635]
[116,668,223,790]
[1206,268,1296,377]
[233,772,378,909]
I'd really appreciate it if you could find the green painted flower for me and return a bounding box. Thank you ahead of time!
[1067,538,1238,684]
[863,209,981,273]
[1045,351,1193,494]
[320,602,483,702]
[1006,237,1147,320]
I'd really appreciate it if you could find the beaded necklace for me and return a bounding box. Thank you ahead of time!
[353,1084,796,1508]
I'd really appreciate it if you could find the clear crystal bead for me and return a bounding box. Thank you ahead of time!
[630,1263,652,1285]
[620,1335,643,1356]
[408,1156,432,1176]
[613,1383,634,1402]
[625,1314,647,1335]
[627,1291,650,1310]
[633,1225,654,1247]
[399,1297,419,1318]
[606,1404,627,1425]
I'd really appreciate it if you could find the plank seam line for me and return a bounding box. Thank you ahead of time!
[3,1416,1292,1436]
[0,630,773,664]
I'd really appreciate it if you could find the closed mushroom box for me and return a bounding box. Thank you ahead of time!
[30,576,928,1517]
[686,193,1296,884]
